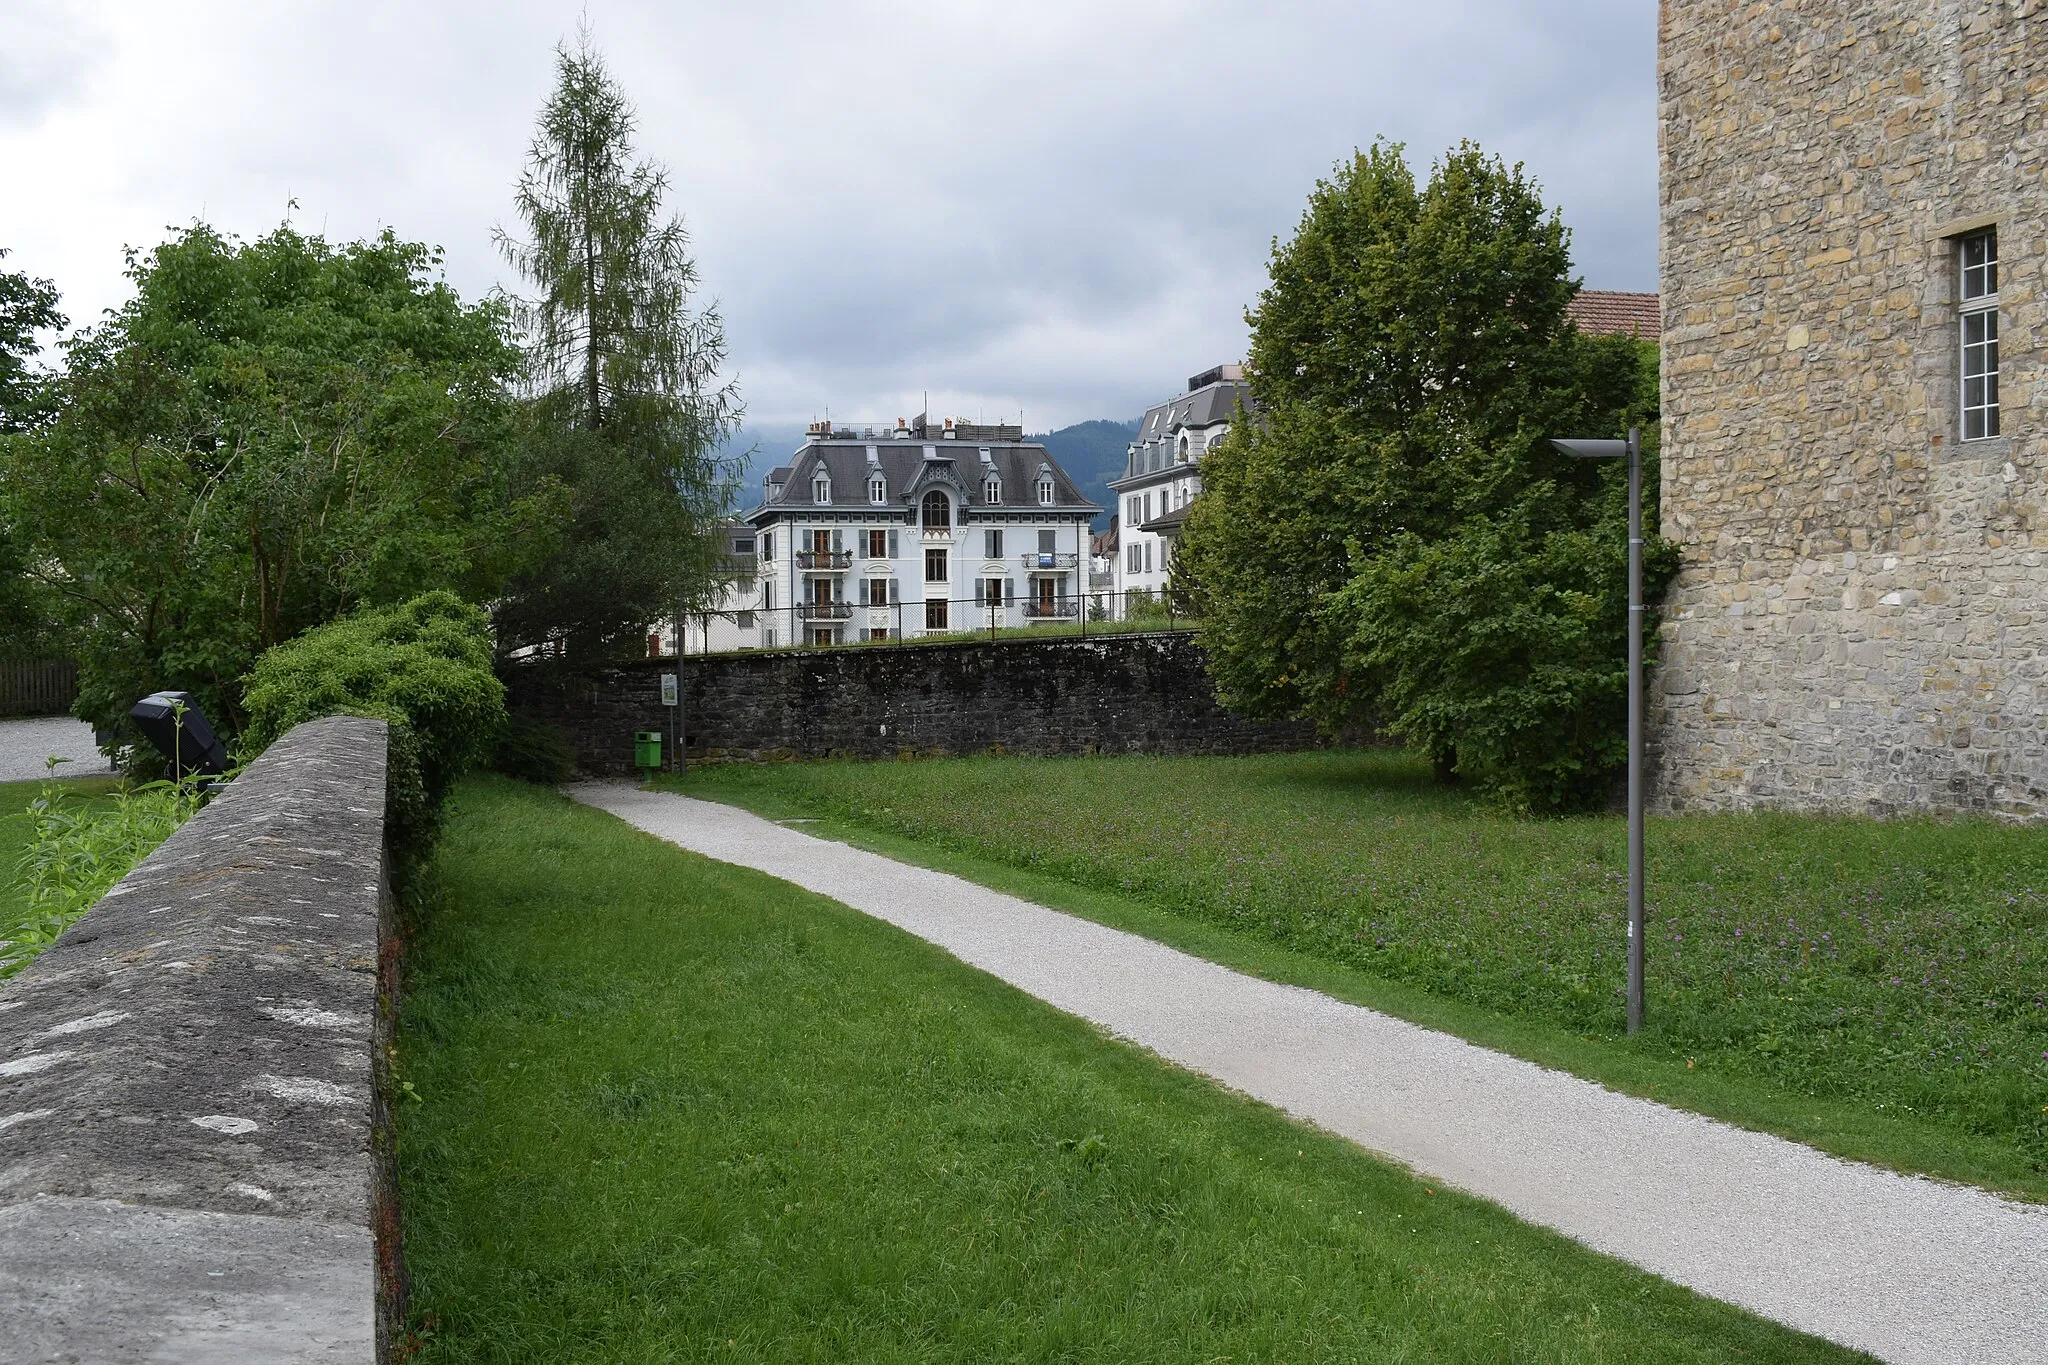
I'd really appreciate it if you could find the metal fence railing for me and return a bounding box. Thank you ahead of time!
[669,589,1195,657]
[0,657,80,718]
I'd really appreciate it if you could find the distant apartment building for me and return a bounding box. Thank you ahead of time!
[1109,364,1251,611]
[746,414,1099,647]
[647,522,762,656]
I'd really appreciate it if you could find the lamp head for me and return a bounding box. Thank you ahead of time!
[1548,438,1629,460]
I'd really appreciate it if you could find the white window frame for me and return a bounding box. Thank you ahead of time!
[1959,228,2000,441]
[868,475,886,504]
[813,475,831,503]
[1037,478,1055,506]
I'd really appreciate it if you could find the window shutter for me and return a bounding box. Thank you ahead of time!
[832,528,843,552]
[889,578,900,604]
[1005,577,1014,605]
[888,529,899,557]
[973,579,984,606]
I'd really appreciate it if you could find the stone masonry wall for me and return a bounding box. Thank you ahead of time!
[0,716,395,1362]
[509,630,1327,775]
[1655,0,2047,815]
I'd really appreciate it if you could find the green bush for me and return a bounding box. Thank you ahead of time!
[492,714,576,785]
[1337,518,1680,813]
[5,778,201,979]
[242,591,504,869]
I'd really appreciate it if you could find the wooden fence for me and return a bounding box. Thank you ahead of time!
[0,658,80,718]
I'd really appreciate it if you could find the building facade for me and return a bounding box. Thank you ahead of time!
[1110,364,1251,611]
[646,522,761,656]
[1655,1,2045,816]
[746,415,1099,647]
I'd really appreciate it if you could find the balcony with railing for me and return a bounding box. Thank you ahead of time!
[797,601,855,621]
[796,550,854,570]
[1022,598,1080,619]
[1017,552,1079,569]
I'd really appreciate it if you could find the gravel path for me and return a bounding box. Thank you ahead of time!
[575,784,2048,1365]
[0,717,113,784]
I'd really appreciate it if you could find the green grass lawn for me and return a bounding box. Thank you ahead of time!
[0,775,124,974]
[397,775,1866,1362]
[666,751,2048,1202]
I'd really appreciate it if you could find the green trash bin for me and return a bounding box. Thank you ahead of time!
[634,730,663,775]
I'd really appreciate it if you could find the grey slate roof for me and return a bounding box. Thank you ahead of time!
[1135,378,1251,441]
[1138,502,1193,534]
[752,438,1098,516]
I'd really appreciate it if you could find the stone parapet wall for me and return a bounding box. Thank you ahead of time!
[510,631,1328,774]
[1655,0,2047,816]
[0,715,395,1362]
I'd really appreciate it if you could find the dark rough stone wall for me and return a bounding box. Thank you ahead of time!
[0,715,395,1363]
[508,631,1328,775]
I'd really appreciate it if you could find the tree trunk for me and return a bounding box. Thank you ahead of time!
[582,148,601,431]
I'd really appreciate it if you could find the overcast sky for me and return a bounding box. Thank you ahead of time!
[3,1,1657,437]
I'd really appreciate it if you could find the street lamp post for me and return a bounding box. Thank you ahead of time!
[1549,427,1645,1034]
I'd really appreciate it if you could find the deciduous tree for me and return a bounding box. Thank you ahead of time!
[0,247,69,656]
[1178,142,1671,810]
[6,225,554,737]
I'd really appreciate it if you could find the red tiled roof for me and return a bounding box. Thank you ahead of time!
[1567,290,1661,339]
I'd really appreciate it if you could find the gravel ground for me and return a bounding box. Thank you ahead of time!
[576,783,2048,1365]
[0,717,114,784]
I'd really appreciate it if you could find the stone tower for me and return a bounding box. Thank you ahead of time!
[1654,0,2046,815]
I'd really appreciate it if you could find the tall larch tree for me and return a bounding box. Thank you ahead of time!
[493,29,742,666]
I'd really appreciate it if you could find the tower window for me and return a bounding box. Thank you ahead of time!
[1960,228,1999,440]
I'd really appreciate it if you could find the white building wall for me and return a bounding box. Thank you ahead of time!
[1109,420,1225,613]
[751,506,1094,647]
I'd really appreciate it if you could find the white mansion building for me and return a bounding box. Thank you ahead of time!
[745,415,1100,647]
[1110,364,1252,609]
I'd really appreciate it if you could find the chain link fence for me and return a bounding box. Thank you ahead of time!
[666,587,1196,657]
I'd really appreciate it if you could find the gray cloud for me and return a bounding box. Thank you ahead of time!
[0,3,101,130]
[0,1,1657,436]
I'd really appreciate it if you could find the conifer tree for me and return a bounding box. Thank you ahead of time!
[493,29,742,664]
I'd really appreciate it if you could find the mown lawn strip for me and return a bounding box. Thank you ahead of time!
[398,775,1866,1362]
[665,751,2048,1204]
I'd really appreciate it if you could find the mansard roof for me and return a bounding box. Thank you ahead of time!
[752,437,1098,517]
[1136,376,1252,440]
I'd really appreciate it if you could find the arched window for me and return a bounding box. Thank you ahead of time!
[868,475,886,504]
[920,489,951,531]
[813,473,831,503]
[984,476,1001,503]
[1176,433,1190,463]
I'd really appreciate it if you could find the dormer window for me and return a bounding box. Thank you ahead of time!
[1037,476,1055,506]
[869,474,887,504]
[985,476,1001,503]
[921,489,951,531]
[813,473,831,503]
